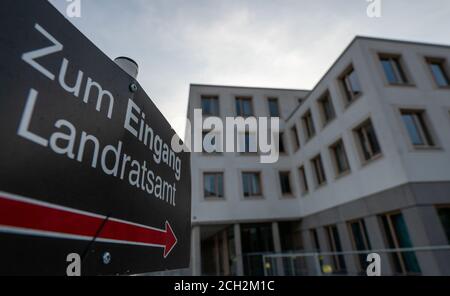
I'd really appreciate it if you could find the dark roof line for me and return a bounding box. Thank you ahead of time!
[355,35,450,49]
[189,83,310,93]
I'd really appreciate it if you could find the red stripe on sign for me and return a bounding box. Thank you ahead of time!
[0,196,102,237]
[0,193,177,258]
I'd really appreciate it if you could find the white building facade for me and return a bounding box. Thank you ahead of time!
[186,37,450,276]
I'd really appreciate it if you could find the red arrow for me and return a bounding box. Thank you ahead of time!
[0,192,177,258]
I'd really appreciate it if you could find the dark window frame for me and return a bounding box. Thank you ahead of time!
[426,57,450,88]
[325,225,347,273]
[298,166,309,195]
[329,139,351,176]
[302,110,316,141]
[277,132,286,154]
[268,97,281,118]
[339,65,363,106]
[311,154,327,187]
[242,172,263,198]
[318,91,336,127]
[290,125,301,152]
[436,206,450,244]
[353,119,382,163]
[379,53,410,85]
[201,95,220,117]
[379,211,421,275]
[279,171,293,196]
[310,228,321,251]
[400,109,435,148]
[203,172,225,199]
[235,96,254,117]
[348,219,372,273]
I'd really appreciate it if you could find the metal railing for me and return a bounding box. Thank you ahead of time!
[262,245,450,276]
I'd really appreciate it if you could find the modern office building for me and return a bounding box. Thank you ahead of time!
[185,37,450,276]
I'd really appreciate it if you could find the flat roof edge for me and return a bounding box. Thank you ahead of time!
[189,83,310,93]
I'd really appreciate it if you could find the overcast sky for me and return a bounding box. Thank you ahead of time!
[48,0,450,137]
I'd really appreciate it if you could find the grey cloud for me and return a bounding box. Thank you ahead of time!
[49,0,450,137]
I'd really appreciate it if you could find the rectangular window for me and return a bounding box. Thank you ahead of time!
[290,125,300,151]
[340,66,362,105]
[325,225,346,273]
[236,97,254,117]
[330,139,350,176]
[437,207,450,243]
[204,173,224,198]
[310,229,321,251]
[318,92,336,126]
[354,119,382,162]
[279,171,292,196]
[268,98,280,117]
[311,154,327,187]
[380,212,421,275]
[201,95,219,116]
[302,110,316,141]
[427,58,450,87]
[309,229,324,274]
[299,166,309,195]
[379,54,409,85]
[348,219,371,272]
[400,110,435,147]
[241,223,274,275]
[277,132,286,153]
[242,172,262,198]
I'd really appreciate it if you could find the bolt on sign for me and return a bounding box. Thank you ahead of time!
[0,0,191,275]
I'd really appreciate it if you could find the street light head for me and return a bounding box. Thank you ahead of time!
[114,56,139,79]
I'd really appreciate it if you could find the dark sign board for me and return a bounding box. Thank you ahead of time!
[0,0,191,275]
